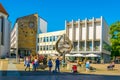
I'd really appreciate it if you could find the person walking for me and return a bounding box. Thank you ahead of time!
[34,58,39,71]
[85,60,90,72]
[24,57,30,71]
[55,58,60,72]
[48,59,53,72]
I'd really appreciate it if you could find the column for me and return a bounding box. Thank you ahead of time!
[65,20,68,36]
[72,20,74,51]
[72,20,74,41]
[78,19,80,52]
[92,17,95,51]
[100,16,103,52]
[85,18,87,51]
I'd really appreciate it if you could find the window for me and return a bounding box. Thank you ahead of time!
[43,37,46,42]
[37,46,39,51]
[40,46,42,50]
[50,36,52,42]
[49,45,53,50]
[43,46,45,50]
[53,45,55,50]
[38,38,39,43]
[46,45,48,50]
[40,38,42,42]
[1,17,4,45]
[53,36,55,41]
[46,37,49,42]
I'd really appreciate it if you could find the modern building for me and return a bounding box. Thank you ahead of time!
[0,3,11,57]
[10,14,47,57]
[65,16,111,62]
[37,30,65,55]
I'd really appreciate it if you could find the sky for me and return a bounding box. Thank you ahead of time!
[0,0,120,32]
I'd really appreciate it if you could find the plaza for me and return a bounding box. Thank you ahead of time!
[0,59,120,80]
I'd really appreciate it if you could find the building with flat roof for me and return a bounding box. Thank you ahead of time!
[10,14,47,56]
[65,16,111,62]
[37,30,65,55]
[0,3,11,57]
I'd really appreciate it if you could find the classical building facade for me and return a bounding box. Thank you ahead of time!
[37,30,65,55]
[10,14,47,56]
[65,16,111,62]
[0,3,11,57]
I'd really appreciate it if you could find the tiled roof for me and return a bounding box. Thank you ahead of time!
[0,3,8,15]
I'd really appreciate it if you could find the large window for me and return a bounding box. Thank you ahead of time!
[1,17,4,45]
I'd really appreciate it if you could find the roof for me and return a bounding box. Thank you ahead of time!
[0,3,8,15]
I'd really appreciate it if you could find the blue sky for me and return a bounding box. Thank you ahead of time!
[0,0,120,32]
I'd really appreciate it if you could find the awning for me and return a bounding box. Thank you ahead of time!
[85,53,100,57]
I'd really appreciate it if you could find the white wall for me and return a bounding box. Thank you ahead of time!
[82,26,86,40]
[95,22,101,39]
[68,27,72,40]
[88,24,93,40]
[75,26,79,41]
[39,18,47,33]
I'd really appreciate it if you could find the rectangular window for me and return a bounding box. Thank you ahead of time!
[40,46,42,50]
[1,17,4,45]
[38,38,39,43]
[53,36,55,41]
[37,46,39,51]
[49,45,53,50]
[53,45,55,50]
[50,36,52,42]
[43,37,46,42]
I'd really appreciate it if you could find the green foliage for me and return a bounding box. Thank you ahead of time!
[109,21,120,57]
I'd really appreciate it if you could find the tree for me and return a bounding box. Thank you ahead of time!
[109,21,120,57]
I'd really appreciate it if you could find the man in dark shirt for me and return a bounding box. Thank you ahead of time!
[55,58,60,72]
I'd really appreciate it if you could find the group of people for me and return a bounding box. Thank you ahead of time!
[24,57,61,72]
[48,58,60,72]
[24,57,39,71]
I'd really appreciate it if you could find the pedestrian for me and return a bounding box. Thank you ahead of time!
[85,60,90,72]
[24,57,30,71]
[34,58,39,71]
[48,59,53,72]
[32,59,35,71]
[55,58,60,72]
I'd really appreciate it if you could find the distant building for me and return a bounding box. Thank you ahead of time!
[10,14,47,56]
[65,16,111,62]
[0,3,11,57]
[37,30,65,55]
